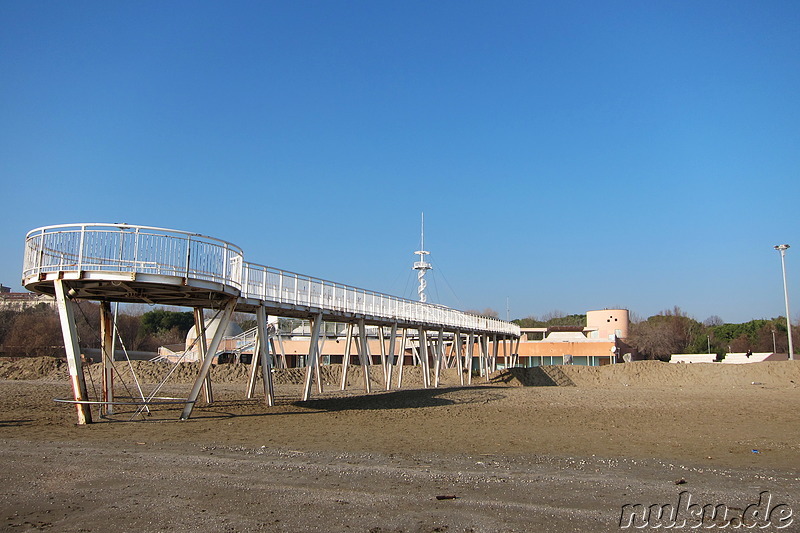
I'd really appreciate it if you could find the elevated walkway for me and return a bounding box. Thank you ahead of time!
[22,223,520,423]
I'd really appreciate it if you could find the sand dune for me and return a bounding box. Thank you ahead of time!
[1,357,798,532]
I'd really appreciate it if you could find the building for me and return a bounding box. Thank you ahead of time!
[0,289,57,312]
[155,309,637,368]
[515,309,635,366]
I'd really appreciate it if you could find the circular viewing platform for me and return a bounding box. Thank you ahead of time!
[22,223,244,309]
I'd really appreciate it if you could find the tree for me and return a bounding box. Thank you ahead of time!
[3,307,63,357]
[512,313,586,328]
[464,308,499,318]
[627,307,704,360]
[140,310,194,336]
[707,317,795,355]
[540,310,566,322]
[703,315,724,327]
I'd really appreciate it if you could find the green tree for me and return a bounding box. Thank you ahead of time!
[140,310,194,336]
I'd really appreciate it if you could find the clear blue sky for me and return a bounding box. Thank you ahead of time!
[1,1,798,324]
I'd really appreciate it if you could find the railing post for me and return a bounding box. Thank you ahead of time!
[37,229,45,276]
[77,225,86,273]
[133,227,140,266]
[184,234,192,278]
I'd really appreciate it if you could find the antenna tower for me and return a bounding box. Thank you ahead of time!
[413,213,432,303]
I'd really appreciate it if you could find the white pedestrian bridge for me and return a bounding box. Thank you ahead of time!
[22,223,520,423]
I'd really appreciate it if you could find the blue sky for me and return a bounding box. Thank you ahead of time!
[1,1,798,324]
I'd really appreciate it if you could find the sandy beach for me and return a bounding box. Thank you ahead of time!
[1,359,798,532]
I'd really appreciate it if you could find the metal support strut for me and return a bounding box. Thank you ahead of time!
[54,280,93,425]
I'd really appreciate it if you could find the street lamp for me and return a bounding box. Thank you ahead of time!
[774,244,794,360]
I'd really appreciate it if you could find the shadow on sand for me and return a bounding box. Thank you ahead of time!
[295,386,508,412]
[489,366,577,387]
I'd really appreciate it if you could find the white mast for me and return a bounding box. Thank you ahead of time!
[413,213,432,303]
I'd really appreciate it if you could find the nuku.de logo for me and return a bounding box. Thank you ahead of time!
[619,491,793,529]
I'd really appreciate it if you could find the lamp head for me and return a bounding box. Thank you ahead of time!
[774,244,790,252]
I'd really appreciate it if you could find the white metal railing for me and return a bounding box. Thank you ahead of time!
[241,261,520,336]
[23,223,244,290]
[22,223,520,337]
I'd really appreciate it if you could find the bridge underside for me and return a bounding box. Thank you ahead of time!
[29,275,517,425]
[28,273,500,334]
[25,272,239,309]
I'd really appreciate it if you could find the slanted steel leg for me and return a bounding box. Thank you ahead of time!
[434,328,444,387]
[340,323,354,390]
[181,299,236,420]
[419,329,430,388]
[275,334,287,369]
[256,306,274,406]
[100,301,114,416]
[386,323,398,390]
[54,280,92,425]
[246,335,261,399]
[396,328,407,389]
[316,332,325,394]
[466,332,474,385]
[193,308,213,403]
[476,334,483,378]
[482,334,490,382]
[454,330,464,386]
[357,319,372,393]
[492,334,499,373]
[302,313,323,401]
[378,326,388,387]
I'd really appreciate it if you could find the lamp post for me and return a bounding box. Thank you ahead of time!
[774,244,794,360]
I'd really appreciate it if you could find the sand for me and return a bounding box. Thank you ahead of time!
[0,359,798,532]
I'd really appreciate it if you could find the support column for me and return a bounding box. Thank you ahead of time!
[476,334,483,378]
[454,330,464,386]
[466,332,475,385]
[492,334,499,373]
[434,328,444,388]
[316,332,325,394]
[246,335,261,399]
[340,323,354,391]
[54,280,92,425]
[275,334,287,369]
[386,323,398,390]
[419,329,430,388]
[357,319,372,393]
[482,334,491,382]
[396,328,407,389]
[256,306,275,406]
[100,301,114,416]
[193,307,213,404]
[378,326,388,387]
[181,298,236,420]
[302,313,323,401]
[514,336,521,368]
